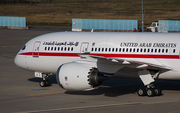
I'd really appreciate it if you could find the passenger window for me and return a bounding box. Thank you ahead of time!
[173,49,176,53]
[51,47,53,51]
[119,48,121,52]
[137,48,139,52]
[105,48,107,52]
[109,48,111,52]
[91,48,94,51]
[102,48,104,52]
[147,49,150,52]
[95,48,97,51]
[61,47,63,51]
[112,48,114,52]
[151,49,153,52]
[116,48,118,52]
[130,48,132,52]
[144,49,146,52]
[162,49,164,53]
[64,47,66,51]
[123,48,125,52]
[166,49,168,53]
[58,47,60,51]
[155,49,157,53]
[48,47,50,51]
[54,47,56,51]
[140,48,143,52]
[158,49,161,53]
[133,48,136,52]
[71,47,73,51]
[68,47,70,51]
[45,47,47,50]
[98,48,101,52]
[126,48,128,52]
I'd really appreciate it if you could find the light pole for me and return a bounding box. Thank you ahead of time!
[142,0,144,32]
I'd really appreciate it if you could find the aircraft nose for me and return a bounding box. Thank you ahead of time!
[14,54,20,67]
[14,53,23,68]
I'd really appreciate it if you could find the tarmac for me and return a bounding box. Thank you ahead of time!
[1,27,180,113]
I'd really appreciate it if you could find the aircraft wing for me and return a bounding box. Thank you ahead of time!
[79,53,172,71]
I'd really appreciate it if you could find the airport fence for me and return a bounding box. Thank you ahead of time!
[0,16,27,29]
[72,19,138,32]
[159,20,180,32]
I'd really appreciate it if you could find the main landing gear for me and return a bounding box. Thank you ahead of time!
[137,85,162,97]
[137,70,162,97]
[39,74,50,87]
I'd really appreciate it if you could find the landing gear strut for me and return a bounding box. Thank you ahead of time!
[39,74,50,87]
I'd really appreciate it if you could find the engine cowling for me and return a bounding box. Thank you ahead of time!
[56,62,109,91]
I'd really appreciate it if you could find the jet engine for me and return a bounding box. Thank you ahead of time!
[56,62,109,91]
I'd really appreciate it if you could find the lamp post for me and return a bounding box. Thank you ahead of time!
[142,0,144,32]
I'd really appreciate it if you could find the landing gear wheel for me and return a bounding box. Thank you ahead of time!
[137,88,147,96]
[147,88,155,97]
[39,80,46,87]
[154,87,162,96]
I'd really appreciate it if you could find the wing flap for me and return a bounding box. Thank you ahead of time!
[79,53,172,70]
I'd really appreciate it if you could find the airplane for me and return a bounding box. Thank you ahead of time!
[14,32,180,97]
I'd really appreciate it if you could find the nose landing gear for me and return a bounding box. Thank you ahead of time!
[39,74,50,87]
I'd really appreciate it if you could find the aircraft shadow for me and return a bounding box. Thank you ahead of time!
[28,75,180,97]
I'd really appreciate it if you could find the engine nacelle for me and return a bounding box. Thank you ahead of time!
[56,62,109,91]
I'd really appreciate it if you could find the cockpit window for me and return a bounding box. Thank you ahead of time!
[22,45,26,50]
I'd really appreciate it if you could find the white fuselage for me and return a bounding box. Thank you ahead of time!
[14,32,180,80]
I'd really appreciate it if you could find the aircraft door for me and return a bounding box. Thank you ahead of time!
[80,42,89,53]
[33,41,41,57]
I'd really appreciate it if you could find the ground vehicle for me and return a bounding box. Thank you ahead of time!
[147,22,159,32]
